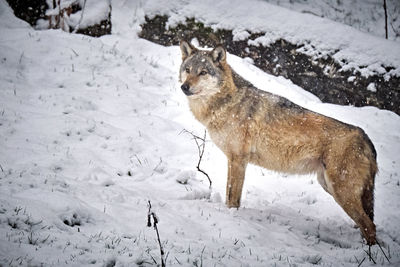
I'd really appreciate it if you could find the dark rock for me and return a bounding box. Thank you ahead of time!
[5,0,48,26]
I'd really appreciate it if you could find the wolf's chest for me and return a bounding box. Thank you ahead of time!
[207,113,254,156]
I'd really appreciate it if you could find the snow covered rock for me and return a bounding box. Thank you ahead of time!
[5,0,111,37]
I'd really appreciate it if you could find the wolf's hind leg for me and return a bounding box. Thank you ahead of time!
[325,167,376,245]
[226,155,248,208]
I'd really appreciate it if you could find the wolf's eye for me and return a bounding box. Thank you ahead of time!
[199,70,207,76]
[185,67,190,73]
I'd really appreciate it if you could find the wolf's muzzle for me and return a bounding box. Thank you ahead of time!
[181,83,193,96]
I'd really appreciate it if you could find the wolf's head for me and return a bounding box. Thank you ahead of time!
[179,40,227,98]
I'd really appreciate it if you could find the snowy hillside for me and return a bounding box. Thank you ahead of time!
[1,0,400,266]
[261,0,400,42]
[140,0,400,79]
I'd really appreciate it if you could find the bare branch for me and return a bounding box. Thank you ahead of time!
[181,129,212,188]
[147,201,166,267]
[364,245,376,264]
[383,0,388,39]
[377,240,391,263]
[356,257,365,267]
[73,0,87,33]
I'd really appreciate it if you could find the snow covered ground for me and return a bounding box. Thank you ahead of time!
[1,0,400,266]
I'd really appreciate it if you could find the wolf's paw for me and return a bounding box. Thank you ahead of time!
[226,202,240,209]
[365,233,377,246]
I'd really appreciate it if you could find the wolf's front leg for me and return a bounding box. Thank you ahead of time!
[226,156,248,208]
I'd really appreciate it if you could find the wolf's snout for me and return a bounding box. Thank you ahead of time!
[181,83,189,91]
[181,83,193,96]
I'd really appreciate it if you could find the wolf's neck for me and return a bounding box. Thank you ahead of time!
[231,69,254,89]
[188,64,245,126]
[188,84,239,127]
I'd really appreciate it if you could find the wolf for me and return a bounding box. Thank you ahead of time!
[179,40,377,245]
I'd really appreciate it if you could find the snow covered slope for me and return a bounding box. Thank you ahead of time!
[1,0,400,266]
[260,0,400,42]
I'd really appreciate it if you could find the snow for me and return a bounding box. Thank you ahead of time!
[232,29,251,42]
[367,83,377,93]
[1,0,400,266]
[142,0,400,78]
[260,0,400,42]
[70,0,110,29]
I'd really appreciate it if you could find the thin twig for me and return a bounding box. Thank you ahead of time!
[73,0,87,33]
[57,0,61,29]
[357,257,365,267]
[19,52,24,65]
[151,157,163,176]
[181,129,212,188]
[147,201,166,267]
[174,256,181,265]
[383,0,388,39]
[377,240,391,263]
[200,246,206,267]
[70,48,79,56]
[364,245,376,264]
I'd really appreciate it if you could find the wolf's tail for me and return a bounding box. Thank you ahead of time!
[360,130,377,221]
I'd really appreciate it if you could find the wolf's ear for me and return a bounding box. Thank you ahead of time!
[212,45,226,64]
[180,40,196,60]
